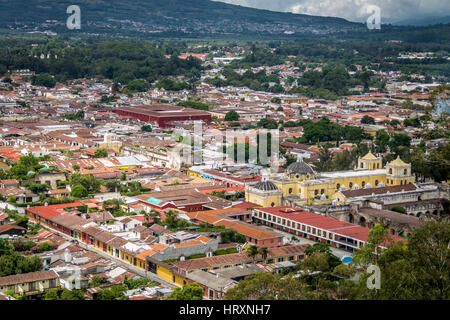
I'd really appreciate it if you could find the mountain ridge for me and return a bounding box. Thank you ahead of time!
[0,0,367,37]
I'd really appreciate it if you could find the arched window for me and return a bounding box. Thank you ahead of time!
[271,202,275,207]
[389,168,393,174]
[288,188,293,194]
[349,182,353,189]
[361,181,365,188]
[336,183,340,190]
[404,169,407,175]
[375,180,379,186]
[359,216,366,227]
[360,163,364,168]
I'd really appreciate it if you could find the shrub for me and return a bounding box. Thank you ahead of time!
[70,185,88,198]
[391,206,406,214]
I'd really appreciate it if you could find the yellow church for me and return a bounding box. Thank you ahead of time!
[245,151,415,207]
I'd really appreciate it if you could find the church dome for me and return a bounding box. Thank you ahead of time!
[253,180,279,191]
[287,161,314,175]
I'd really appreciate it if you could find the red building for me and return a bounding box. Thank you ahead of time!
[114,104,211,128]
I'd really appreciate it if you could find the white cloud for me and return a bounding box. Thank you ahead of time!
[215,0,450,23]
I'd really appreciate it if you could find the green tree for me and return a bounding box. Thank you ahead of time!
[166,282,203,300]
[389,133,411,149]
[246,245,259,262]
[70,174,100,193]
[224,110,239,121]
[163,210,178,229]
[70,185,88,198]
[258,247,269,262]
[301,251,330,273]
[225,272,307,300]
[148,209,161,225]
[96,285,128,300]
[94,149,108,158]
[128,79,150,92]
[353,224,389,266]
[375,130,390,152]
[89,275,108,288]
[314,147,333,172]
[24,182,49,194]
[304,243,342,271]
[32,73,56,88]
[361,115,375,124]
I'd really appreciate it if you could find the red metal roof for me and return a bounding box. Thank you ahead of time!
[26,202,83,220]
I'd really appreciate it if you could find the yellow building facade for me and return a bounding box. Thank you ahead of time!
[246,152,415,206]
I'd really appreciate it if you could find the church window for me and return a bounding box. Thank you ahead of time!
[336,183,340,190]
[349,182,353,189]
[362,181,365,188]
[271,202,275,207]
[389,168,393,174]
[289,188,293,194]
[404,169,407,175]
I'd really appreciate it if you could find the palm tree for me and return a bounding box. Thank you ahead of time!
[140,210,150,226]
[149,209,161,225]
[246,245,259,262]
[258,247,269,262]
[164,210,178,229]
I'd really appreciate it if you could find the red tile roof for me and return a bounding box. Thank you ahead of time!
[26,202,83,220]
[256,206,405,244]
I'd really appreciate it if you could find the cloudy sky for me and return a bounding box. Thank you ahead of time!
[215,0,450,23]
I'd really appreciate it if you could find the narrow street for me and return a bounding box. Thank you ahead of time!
[41,226,178,289]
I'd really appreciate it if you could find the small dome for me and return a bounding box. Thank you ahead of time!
[287,160,314,175]
[253,180,279,191]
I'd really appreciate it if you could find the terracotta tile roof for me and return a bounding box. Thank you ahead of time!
[105,237,128,248]
[196,236,213,243]
[0,224,27,234]
[216,219,281,240]
[0,270,58,287]
[149,244,168,252]
[50,213,88,229]
[267,244,309,258]
[341,183,417,198]
[171,253,252,271]
[26,202,83,220]
[94,231,117,243]
[135,250,157,260]
[173,239,203,248]
[231,202,261,210]
[0,212,9,222]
